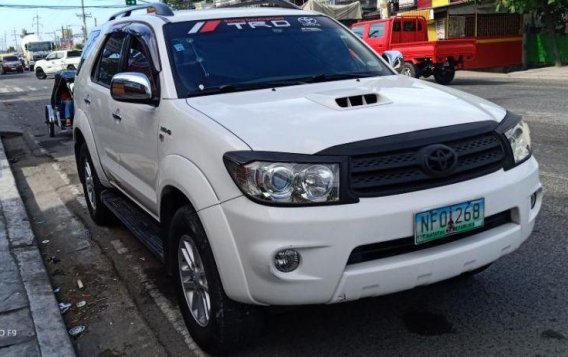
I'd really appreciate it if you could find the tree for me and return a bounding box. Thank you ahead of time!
[162,0,195,10]
[496,0,568,67]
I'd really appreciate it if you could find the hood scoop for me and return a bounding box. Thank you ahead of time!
[336,94,379,108]
[306,88,392,110]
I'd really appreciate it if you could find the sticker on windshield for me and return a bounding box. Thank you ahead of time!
[297,17,320,27]
[183,16,334,35]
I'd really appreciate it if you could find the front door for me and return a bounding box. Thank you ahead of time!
[366,22,387,53]
[108,35,161,214]
[90,31,128,183]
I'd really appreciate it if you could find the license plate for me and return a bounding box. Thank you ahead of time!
[414,199,485,245]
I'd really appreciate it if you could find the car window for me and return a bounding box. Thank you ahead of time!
[369,24,385,38]
[95,32,127,86]
[68,51,82,58]
[126,37,156,91]
[46,53,56,60]
[393,21,401,32]
[164,15,391,98]
[56,52,65,59]
[77,30,101,75]
[3,56,18,62]
[351,26,364,39]
[403,21,416,32]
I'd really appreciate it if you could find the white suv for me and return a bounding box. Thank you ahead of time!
[73,2,542,353]
[34,49,82,79]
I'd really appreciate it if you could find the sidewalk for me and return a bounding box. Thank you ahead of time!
[0,130,75,354]
[459,65,568,81]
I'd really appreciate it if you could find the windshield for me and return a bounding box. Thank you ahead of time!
[3,56,18,62]
[163,15,392,97]
[28,42,53,51]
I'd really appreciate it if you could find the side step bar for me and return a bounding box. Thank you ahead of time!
[101,190,165,262]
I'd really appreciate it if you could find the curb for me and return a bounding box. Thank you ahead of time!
[0,137,76,357]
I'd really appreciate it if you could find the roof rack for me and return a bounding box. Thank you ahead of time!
[216,0,300,9]
[109,3,174,21]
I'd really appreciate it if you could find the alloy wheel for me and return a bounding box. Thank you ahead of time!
[178,235,211,327]
[84,160,97,210]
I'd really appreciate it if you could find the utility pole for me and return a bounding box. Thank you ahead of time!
[77,0,92,43]
[12,29,18,51]
[33,11,41,37]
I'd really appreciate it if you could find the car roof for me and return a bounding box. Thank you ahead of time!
[109,8,319,26]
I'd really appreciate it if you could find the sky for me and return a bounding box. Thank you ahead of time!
[0,0,145,50]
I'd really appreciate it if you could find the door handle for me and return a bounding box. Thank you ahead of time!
[112,112,122,121]
[84,97,91,104]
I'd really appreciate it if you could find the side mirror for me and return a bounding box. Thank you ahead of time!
[110,72,153,104]
[382,50,403,73]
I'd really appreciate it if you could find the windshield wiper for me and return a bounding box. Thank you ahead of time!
[187,80,307,98]
[303,73,377,83]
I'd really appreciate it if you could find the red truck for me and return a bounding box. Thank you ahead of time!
[352,16,476,85]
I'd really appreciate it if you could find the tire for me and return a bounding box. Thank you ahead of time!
[78,143,112,225]
[35,67,47,80]
[48,122,55,137]
[434,67,456,85]
[170,206,264,354]
[401,62,418,78]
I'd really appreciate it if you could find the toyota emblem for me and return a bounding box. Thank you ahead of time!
[421,144,458,176]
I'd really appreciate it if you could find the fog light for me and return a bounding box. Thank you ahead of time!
[274,249,301,273]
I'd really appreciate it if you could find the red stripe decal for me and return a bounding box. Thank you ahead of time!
[200,20,221,33]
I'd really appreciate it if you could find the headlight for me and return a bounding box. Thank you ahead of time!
[226,160,339,204]
[504,120,531,164]
[223,152,355,206]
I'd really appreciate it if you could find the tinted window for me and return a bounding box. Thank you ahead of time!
[95,32,127,86]
[67,51,82,58]
[3,56,18,62]
[351,26,364,39]
[77,30,100,75]
[393,21,401,32]
[403,21,416,32]
[369,24,385,38]
[164,16,390,97]
[126,38,156,90]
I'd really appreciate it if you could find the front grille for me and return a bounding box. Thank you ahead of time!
[349,131,506,197]
[347,210,513,265]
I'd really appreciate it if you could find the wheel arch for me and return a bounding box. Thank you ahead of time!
[73,113,110,187]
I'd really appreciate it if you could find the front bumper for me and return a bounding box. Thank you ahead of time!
[2,66,22,72]
[200,157,542,305]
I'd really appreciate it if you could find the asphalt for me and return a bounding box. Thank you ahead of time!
[0,69,567,356]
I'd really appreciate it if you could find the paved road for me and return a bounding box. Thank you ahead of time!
[1,71,567,356]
